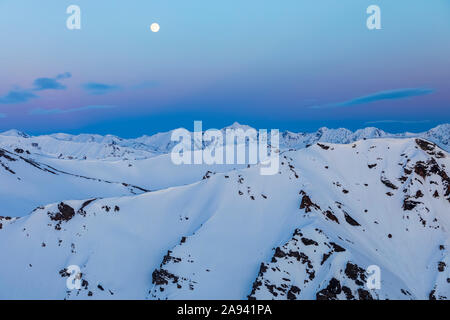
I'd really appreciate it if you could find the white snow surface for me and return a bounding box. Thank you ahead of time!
[0,136,449,300]
[1,123,449,160]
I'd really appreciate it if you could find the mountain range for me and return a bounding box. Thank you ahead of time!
[0,123,449,299]
[1,123,449,160]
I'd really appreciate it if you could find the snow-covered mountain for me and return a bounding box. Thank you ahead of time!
[0,137,448,300]
[422,124,450,151]
[0,147,149,218]
[0,131,158,161]
[1,123,449,160]
[0,146,247,217]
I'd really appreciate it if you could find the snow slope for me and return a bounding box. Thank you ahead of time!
[40,153,245,192]
[0,138,448,300]
[0,147,246,218]
[0,148,148,217]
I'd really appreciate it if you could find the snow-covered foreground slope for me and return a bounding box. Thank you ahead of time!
[41,153,245,192]
[0,148,245,217]
[0,148,148,217]
[0,138,448,300]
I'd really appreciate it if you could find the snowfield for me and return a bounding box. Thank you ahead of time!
[0,148,149,218]
[0,131,449,300]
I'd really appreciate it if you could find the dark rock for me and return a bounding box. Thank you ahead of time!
[324,210,339,224]
[342,286,355,300]
[357,288,373,300]
[49,203,75,222]
[403,199,421,211]
[415,139,435,153]
[299,193,321,213]
[345,262,366,286]
[300,237,318,246]
[321,252,332,265]
[316,278,341,300]
[330,242,346,252]
[273,247,286,259]
[152,269,179,286]
[317,143,330,150]
[414,162,428,179]
[415,190,424,198]
[287,286,300,300]
[344,212,360,226]
[381,177,398,190]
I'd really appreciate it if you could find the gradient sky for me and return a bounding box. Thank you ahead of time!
[0,0,449,137]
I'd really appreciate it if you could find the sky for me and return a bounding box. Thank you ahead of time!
[0,0,449,137]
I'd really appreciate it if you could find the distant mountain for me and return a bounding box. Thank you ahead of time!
[0,131,157,160]
[0,129,30,138]
[0,137,448,299]
[1,124,449,161]
[422,124,450,151]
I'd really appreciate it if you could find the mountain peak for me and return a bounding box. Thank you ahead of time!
[223,122,254,131]
[0,129,29,138]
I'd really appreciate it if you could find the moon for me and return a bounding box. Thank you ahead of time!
[150,23,160,33]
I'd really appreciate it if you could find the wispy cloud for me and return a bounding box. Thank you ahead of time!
[33,72,72,91]
[0,90,37,104]
[33,75,70,92]
[0,113,6,118]
[365,119,431,125]
[56,72,72,80]
[309,88,434,109]
[33,78,66,91]
[0,72,72,104]
[82,82,120,95]
[30,105,116,115]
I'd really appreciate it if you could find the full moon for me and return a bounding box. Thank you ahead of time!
[150,23,160,33]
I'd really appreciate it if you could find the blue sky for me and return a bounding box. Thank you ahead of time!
[0,0,449,137]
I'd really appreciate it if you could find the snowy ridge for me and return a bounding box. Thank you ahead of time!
[1,123,449,160]
[0,147,149,217]
[0,133,158,161]
[0,137,448,299]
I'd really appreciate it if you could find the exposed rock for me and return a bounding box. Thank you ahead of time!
[49,203,75,222]
[403,199,421,211]
[344,212,360,226]
[316,278,341,300]
[380,176,398,190]
[317,143,330,150]
[324,210,339,224]
[299,191,321,213]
